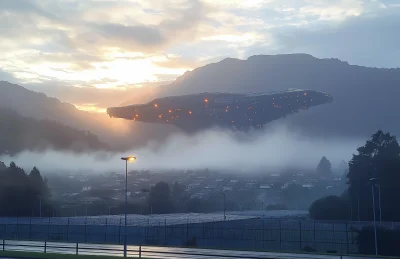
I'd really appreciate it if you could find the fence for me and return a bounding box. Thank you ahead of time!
[1,240,306,258]
[0,216,399,255]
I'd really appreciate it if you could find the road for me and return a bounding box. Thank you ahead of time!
[2,240,383,259]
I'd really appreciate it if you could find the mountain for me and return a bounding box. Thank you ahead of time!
[0,81,175,150]
[0,108,106,155]
[154,54,400,137]
[3,53,399,153]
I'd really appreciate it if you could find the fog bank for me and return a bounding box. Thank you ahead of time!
[0,124,363,174]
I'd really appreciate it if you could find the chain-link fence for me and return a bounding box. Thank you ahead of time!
[0,216,399,255]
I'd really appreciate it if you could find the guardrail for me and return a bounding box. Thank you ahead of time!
[0,239,347,259]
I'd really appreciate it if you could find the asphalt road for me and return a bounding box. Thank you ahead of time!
[2,240,383,259]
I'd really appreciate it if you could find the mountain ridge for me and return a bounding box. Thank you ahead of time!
[0,108,107,155]
[2,53,400,151]
[0,81,176,150]
[154,53,400,137]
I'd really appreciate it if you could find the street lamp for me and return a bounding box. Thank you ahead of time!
[369,178,380,256]
[121,156,136,258]
[261,201,265,217]
[370,178,382,221]
[37,195,42,217]
[376,184,382,223]
[220,192,226,220]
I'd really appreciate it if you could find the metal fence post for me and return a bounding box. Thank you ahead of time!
[17,218,19,240]
[332,223,335,251]
[313,221,316,251]
[67,218,70,242]
[2,239,4,251]
[29,218,32,240]
[76,242,79,255]
[164,219,167,245]
[119,218,122,244]
[186,219,189,240]
[139,245,142,258]
[47,217,51,241]
[44,241,47,253]
[299,220,302,250]
[105,218,108,243]
[262,220,265,250]
[84,217,87,243]
[346,222,349,254]
[279,220,282,251]
[146,218,149,243]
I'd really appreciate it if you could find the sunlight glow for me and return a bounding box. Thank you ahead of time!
[75,104,107,113]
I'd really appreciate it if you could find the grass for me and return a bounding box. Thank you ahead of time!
[0,250,154,259]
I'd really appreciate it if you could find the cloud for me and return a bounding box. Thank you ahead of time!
[0,0,399,102]
[0,124,362,174]
[271,6,400,68]
[93,23,166,47]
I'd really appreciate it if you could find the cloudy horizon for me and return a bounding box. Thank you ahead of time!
[1,0,399,111]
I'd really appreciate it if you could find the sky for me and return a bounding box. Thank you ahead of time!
[1,0,399,112]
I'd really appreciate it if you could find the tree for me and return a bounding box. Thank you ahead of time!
[0,162,54,217]
[172,181,185,202]
[309,195,350,220]
[0,161,5,171]
[29,167,50,198]
[348,130,400,221]
[148,181,174,214]
[316,156,332,175]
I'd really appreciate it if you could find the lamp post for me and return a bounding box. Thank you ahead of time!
[356,193,360,222]
[37,195,42,218]
[261,201,265,217]
[376,184,382,222]
[369,178,379,256]
[220,192,226,220]
[121,156,136,258]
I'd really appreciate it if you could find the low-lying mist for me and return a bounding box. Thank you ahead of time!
[0,124,363,174]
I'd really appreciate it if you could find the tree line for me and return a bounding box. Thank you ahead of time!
[309,130,400,222]
[308,130,400,256]
[0,162,53,217]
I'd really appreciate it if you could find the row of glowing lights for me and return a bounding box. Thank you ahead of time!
[133,93,310,120]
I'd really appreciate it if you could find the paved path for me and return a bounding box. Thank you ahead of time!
[2,240,383,259]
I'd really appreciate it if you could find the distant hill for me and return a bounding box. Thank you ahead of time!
[155,54,400,137]
[0,81,175,150]
[0,108,107,155]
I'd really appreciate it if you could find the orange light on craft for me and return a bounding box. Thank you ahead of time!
[158,114,162,118]
[204,98,208,103]
[188,110,192,114]
[135,114,139,117]
[304,92,307,96]
[168,109,172,113]
[225,109,228,112]
[154,104,158,108]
